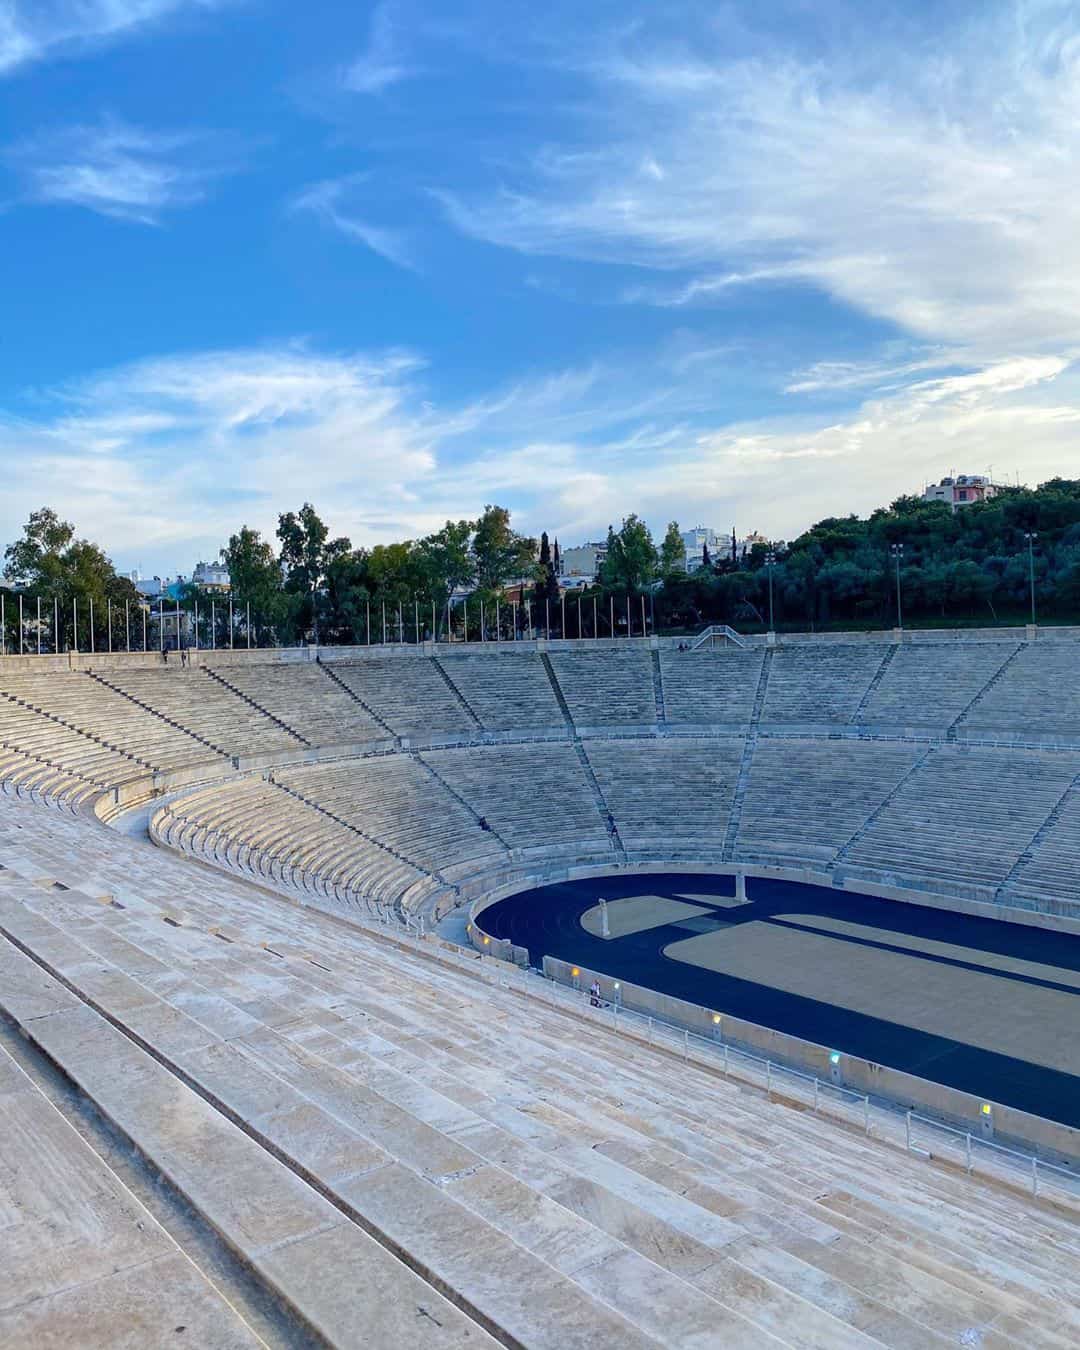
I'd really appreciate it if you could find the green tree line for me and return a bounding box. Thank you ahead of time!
[4,478,1080,649]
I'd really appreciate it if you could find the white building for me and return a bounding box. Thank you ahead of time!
[681,526,720,572]
[922,475,1002,511]
[560,541,608,579]
[193,560,230,592]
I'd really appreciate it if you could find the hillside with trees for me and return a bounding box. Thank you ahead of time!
[650,478,1080,632]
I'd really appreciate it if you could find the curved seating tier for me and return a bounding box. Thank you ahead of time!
[150,735,1080,925]
[0,640,1076,925]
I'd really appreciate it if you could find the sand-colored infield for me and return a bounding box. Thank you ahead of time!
[665,918,1080,1076]
[580,895,710,939]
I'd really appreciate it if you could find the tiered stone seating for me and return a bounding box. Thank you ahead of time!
[857,643,1020,729]
[208,661,385,746]
[0,691,143,782]
[422,742,610,856]
[98,668,304,756]
[963,644,1080,739]
[331,658,473,738]
[761,645,887,726]
[547,648,656,727]
[154,774,431,912]
[438,652,563,730]
[1,794,1076,1349]
[660,648,765,725]
[736,738,926,867]
[0,1039,263,1347]
[1004,784,1080,912]
[586,738,743,855]
[843,746,1080,896]
[274,757,505,881]
[0,671,219,772]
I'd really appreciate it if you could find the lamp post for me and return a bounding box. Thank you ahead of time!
[1024,531,1038,626]
[766,549,776,633]
[890,543,904,630]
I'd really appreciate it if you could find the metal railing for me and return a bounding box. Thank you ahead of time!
[690,624,746,650]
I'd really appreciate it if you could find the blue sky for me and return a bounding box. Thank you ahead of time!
[3,0,1080,574]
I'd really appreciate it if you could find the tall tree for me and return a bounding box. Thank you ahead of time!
[471,504,536,593]
[221,526,287,645]
[277,503,330,643]
[601,515,658,593]
[533,531,560,613]
[416,519,475,633]
[3,507,137,648]
[659,521,686,579]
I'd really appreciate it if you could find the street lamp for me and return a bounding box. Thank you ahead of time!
[890,543,904,630]
[1024,531,1038,626]
[765,549,776,632]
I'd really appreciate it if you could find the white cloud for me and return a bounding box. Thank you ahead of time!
[2,341,1077,572]
[0,0,228,76]
[292,174,416,269]
[10,117,239,223]
[435,6,1080,354]
[345,1,416,94]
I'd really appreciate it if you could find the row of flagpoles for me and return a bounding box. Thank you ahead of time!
[0,590,653,655]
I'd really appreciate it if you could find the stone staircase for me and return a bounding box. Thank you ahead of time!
[318,661,397,738]
[540,652,576,732]
[204,666,311,746]
[830,744,936,870]
[574,740,627,859]
[269,773,449,890]
[722,650,773,859]
[414,751,514,853]
[650,648,667,726]
[430,657,484,730]
[995,771,1080,903]
[948,643,1028,740]
[850,642,898,723]
[87,671,232,759]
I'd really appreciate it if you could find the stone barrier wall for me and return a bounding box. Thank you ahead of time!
[542,954,1080,1163]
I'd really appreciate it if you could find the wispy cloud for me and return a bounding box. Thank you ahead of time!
[10,116,241,223]
[2,340,1076,570]
[344,1,416,94]
[435,5,1080,354]
[0,0,230,77]
[292,174,417,269]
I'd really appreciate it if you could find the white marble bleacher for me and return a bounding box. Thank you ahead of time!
[586,738,743,857]
[0,1039,263,1348]
[736,738,926,868]
[331,657,473,738]
[547,648,656,727]
[154,775,429,914]
[97,668,304,757]
[843,745,1080,897]
[856,643,1020,729]
[660,648,765,726]
[1004,784,1080,913]
[438,651,563,730]
[761,645,887,726]
[1,793,1077,1349]
[422,741,610,858]
[962,644,1080,740]
[0,692,142,784]
[273,756,505,883]
[0,671,219,774]
[208,660,386,746]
